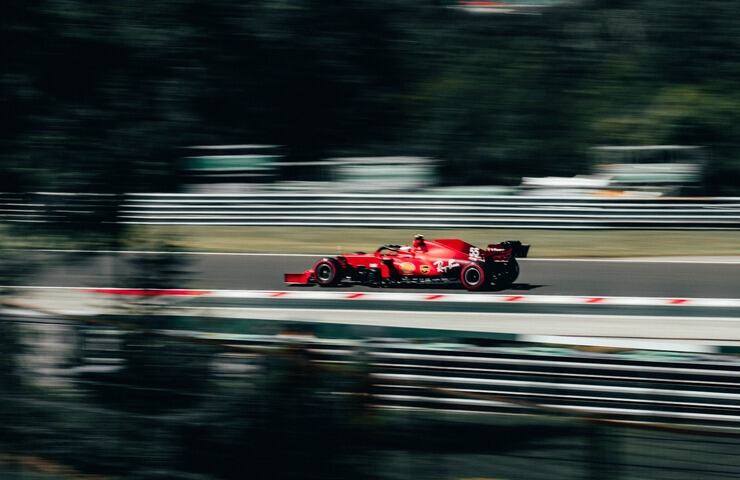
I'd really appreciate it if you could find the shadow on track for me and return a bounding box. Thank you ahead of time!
[287,283,546,293]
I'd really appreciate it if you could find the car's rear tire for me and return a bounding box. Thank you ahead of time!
[493,258,519,289]
[460,263,487,291]
[313,258,343,287]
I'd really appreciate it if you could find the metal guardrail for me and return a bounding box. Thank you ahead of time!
[226,337,739,431]
[11,306,740,432]
[10,317,740,480]
[13,316,740,479]
[1,192,740,229]
[65,329,740,432]
[363,343,740,430]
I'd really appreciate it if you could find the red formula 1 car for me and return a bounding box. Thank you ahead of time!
[285,235,529,291]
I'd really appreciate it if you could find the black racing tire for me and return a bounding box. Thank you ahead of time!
[508,258,520,283]
[313,258,343,287]
[460,263,487,291]
[494,258,520,288]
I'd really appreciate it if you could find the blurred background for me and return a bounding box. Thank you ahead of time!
[4,0,740,197]
[2,1,740,479]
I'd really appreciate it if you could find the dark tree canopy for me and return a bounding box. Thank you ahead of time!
[3,0,740,193]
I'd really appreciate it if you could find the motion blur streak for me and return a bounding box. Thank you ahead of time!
[5,0,740,478]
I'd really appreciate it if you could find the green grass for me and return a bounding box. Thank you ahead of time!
[126,226,740,258]
[2,224,738,257]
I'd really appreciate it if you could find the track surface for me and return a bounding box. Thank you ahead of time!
[14,251,740,298]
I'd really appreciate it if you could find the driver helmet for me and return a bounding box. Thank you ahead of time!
[413,234,426,249]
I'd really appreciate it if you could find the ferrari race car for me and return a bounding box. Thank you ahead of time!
[284,236,529,291]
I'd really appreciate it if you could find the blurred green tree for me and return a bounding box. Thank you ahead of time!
[3,0,740,194]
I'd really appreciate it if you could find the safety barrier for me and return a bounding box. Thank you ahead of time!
[363,342,740,430]
[9,310,740,479]
[64,327,740,431]
[1,192,739,228]
[7,297,740,429]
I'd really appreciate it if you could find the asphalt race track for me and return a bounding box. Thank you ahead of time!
[13,250,740,298]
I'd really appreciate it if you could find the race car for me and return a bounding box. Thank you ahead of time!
[284,235,529,291]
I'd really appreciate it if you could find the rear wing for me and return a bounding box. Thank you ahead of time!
[488,240,530,258]
[512,242,530,258]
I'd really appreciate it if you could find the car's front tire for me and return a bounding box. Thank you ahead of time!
[313,258,343,287]
[460,263,487,291]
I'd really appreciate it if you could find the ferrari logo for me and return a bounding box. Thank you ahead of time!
[420,265,430,274]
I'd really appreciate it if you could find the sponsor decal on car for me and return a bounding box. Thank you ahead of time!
[399,262,415,274]
[420,265,431,274]
[433,259,461,273]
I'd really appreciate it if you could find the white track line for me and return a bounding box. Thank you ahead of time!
[4,286,739,308]
[199,290,740,307]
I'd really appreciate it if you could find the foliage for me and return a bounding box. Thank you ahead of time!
[3,1,740,193]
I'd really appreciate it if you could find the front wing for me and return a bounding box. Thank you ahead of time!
[284,270,314,285]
